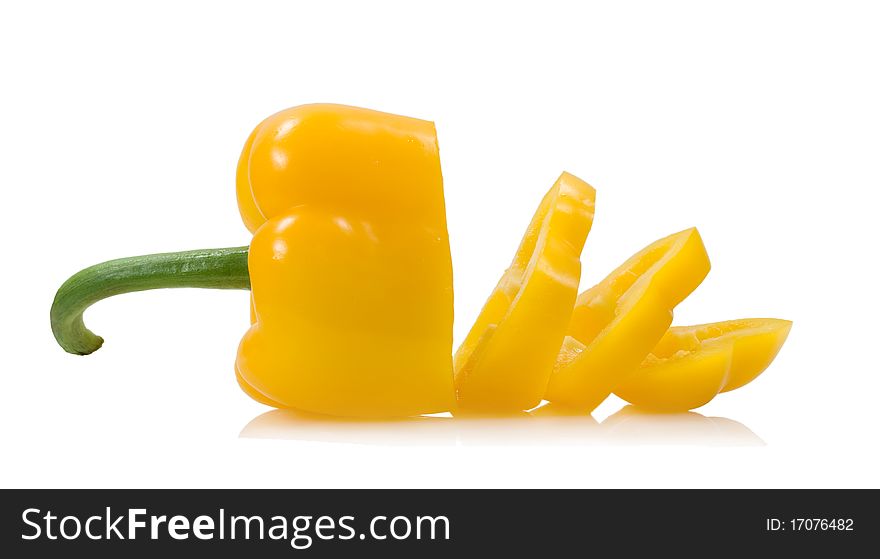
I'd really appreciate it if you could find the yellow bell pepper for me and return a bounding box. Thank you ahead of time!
[235,104,455,417]
[50,103,794,422]
[48,104,455,418]
[454,172,596,413]
[544,228,710,412]
[614,318,792,411]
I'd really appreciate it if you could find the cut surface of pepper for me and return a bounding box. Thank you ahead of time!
[544,228,710,412]
[614,318,792,411]
[235,104,455,417]
[454,172,596,413]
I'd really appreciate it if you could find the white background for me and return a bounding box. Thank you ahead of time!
[1,1,878,488]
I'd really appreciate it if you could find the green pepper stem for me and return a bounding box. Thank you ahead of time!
[51,246,250,355]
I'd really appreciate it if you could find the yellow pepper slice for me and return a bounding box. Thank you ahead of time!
[235,104,455,417]
[614,318,792,411]
[715,318,793,392]
[544,228,710,412]
[454,172,596,413]
[614,337,734,412]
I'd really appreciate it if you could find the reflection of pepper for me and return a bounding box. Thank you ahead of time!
[454,173,596,413]
[544,228,710,412]
[614,318,792,411]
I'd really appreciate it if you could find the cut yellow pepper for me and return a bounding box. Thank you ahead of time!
[454,173,596,413]
[544,228,710,412]
[235,104,455,417]
[614,318,792,411]
[49,102,794,421]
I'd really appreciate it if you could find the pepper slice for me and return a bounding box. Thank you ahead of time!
[454,172,596,413]
[614,318,792,411]
[235,104,455,417]
[544,228,710,412]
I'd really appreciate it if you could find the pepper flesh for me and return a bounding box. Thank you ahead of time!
[235,104,455,417]
[614,318,792,411]
[454,172,596,413]
[544,228,710,412]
